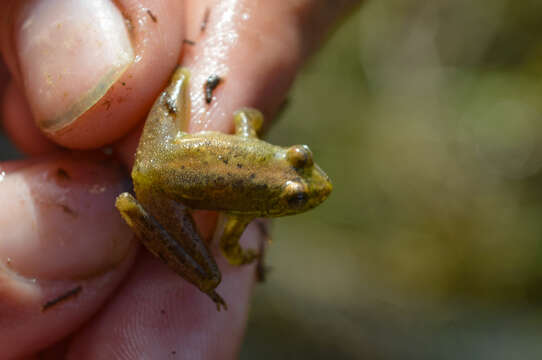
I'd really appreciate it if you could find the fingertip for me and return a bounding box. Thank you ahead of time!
[2,81,60,155]
[4,0,185,149]
[0,153,138,358]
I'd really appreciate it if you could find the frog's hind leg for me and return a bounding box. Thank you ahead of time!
[115,192,227,310]
[215,213,259,266]
[233,108,264,138]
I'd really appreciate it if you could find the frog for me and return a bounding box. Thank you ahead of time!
[116,67,332,310]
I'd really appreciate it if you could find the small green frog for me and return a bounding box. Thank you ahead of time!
[116,67,332,310]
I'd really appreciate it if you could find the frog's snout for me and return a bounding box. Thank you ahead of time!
[311,165,333,203]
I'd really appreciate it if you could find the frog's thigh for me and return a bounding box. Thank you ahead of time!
[233,108,264,138]
[217,214,258,266]
[115,193,226,309]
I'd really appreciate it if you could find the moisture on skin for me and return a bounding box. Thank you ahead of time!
[116,67,332,310]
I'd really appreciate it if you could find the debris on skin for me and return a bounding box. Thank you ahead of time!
[56,168,70,180]
[147,9,157,23]
[201,8,210,32]
[41,285,82,312]
[59,203,78,217]
[204,74,222,104]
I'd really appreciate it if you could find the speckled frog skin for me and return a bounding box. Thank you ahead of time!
[116,67,332,310]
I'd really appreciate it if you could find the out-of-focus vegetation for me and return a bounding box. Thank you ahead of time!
[241,1,542,359]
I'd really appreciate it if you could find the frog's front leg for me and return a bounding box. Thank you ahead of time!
[116,193,226,310]
[216,109,265,267]
[215,213,259,266]
[233,108,264,138]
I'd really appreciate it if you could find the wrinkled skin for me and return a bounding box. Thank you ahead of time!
[116,68,332,309]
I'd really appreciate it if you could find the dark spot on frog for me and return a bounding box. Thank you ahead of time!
[41,285,82,312]
[201,8,210,32]
[147,9,157,22]
[204,74,222,104]
[233,179,244,190]
[56,168,70,180]
[183,39,196,46]
[165,96,178,114]
[215,176,225,185]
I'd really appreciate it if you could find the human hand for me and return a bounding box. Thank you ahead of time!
[0,0,358,358]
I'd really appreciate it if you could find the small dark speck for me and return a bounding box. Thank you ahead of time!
[183,39,196,46]
[250,173,256,179]
[147,9,157,22]
[204,74,222,104]
[122,82,126,86]
[172,350,177,355]
[60,204,77,217]
[161,309,166,315]
[222,158,229,165]
[201,8,210,32]
[181,165,185,169]
[237,163,243,169]
[56,168,70,180]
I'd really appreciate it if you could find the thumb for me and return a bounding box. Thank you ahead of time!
[1,0,184,150]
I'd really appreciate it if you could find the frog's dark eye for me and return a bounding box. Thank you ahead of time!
[286,145,314,169]
[283,180,308,209]
[287,192,308,208]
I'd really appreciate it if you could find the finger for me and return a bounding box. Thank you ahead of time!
[76,0,355,357]
[2,81,60,155]
[0,153,137,358]
[66,225,261,359]
[181,0,360,133]
[1,0,184,149]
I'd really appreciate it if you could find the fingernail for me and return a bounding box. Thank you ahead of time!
[16,0,134,132]
[0,155,135,280]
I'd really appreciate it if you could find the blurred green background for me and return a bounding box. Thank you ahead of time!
[3,1,542,358]
[241,1,542,359]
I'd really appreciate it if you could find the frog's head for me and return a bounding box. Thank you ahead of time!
[278,145,332,215]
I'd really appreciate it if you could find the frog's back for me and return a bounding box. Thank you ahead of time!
[133,132,295,216]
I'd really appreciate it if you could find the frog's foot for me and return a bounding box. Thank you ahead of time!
[116,193,226,310]
[207,290,228,311]
[215,214,259,266]
[222,245,258,266]
[233,108,264,138]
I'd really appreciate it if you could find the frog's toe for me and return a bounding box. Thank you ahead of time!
[208,290,228,311]
[222,247,259,266]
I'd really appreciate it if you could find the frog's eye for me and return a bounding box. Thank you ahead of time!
[286,145,314,169]
[283,181,308,209]
[287,192,308,209]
